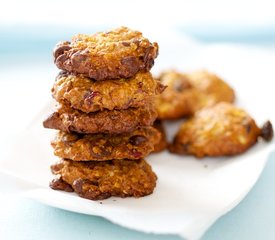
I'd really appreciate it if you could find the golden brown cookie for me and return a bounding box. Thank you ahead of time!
[54,26,158,80]
[50,158,157,200]
[43,102,158,134]
[155,71,196,119]
[53,71,165,113]
[169,102,272,158]
[152,120,167,152]
[52,127,160,161]
[187,70,235,112]
[155,70,235,120]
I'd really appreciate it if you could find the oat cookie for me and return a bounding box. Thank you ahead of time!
[169,103,272,157]
[50,158,157,200]
[53,71,164,113]
[43,103,158,134]
[54,27,158,80]
[52,127,160,161]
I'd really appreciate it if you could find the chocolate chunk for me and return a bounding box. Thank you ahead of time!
[120,56,140,75]
[50,178,74,192]
[88,68,109,81]
[72,178,85,193]
[72,179,111,200]
[143,46,153,67]
[129,135,147,146]
[71,50,90,69]
[133,39,141,46]
[53,41,71,59]
[260,120,274,141]
[43,112,62,129]
[89,145,112,159]
[50,161,64,174]
[144,45,158,70]
[121,41,130,47]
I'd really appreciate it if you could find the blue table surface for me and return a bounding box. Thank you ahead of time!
[1,26,275,240]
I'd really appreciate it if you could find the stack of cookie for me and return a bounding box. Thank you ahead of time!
[43,27,164,200]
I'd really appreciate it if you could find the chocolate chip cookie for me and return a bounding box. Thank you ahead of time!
[54,27,158,80]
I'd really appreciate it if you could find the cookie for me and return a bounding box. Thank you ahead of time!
[54,26,159,80]
[43,102,157,134]
[50,158,157,200]
[53,71,165,113]
[155,71,196,119]
[187,70,235,112]
[52,127,160,161]
[169,102,272,158]
[155,70,235,120]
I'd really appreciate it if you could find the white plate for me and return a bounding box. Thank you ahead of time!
[0,36,275,240]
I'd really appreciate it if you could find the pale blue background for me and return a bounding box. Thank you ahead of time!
[0,24,275,239]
